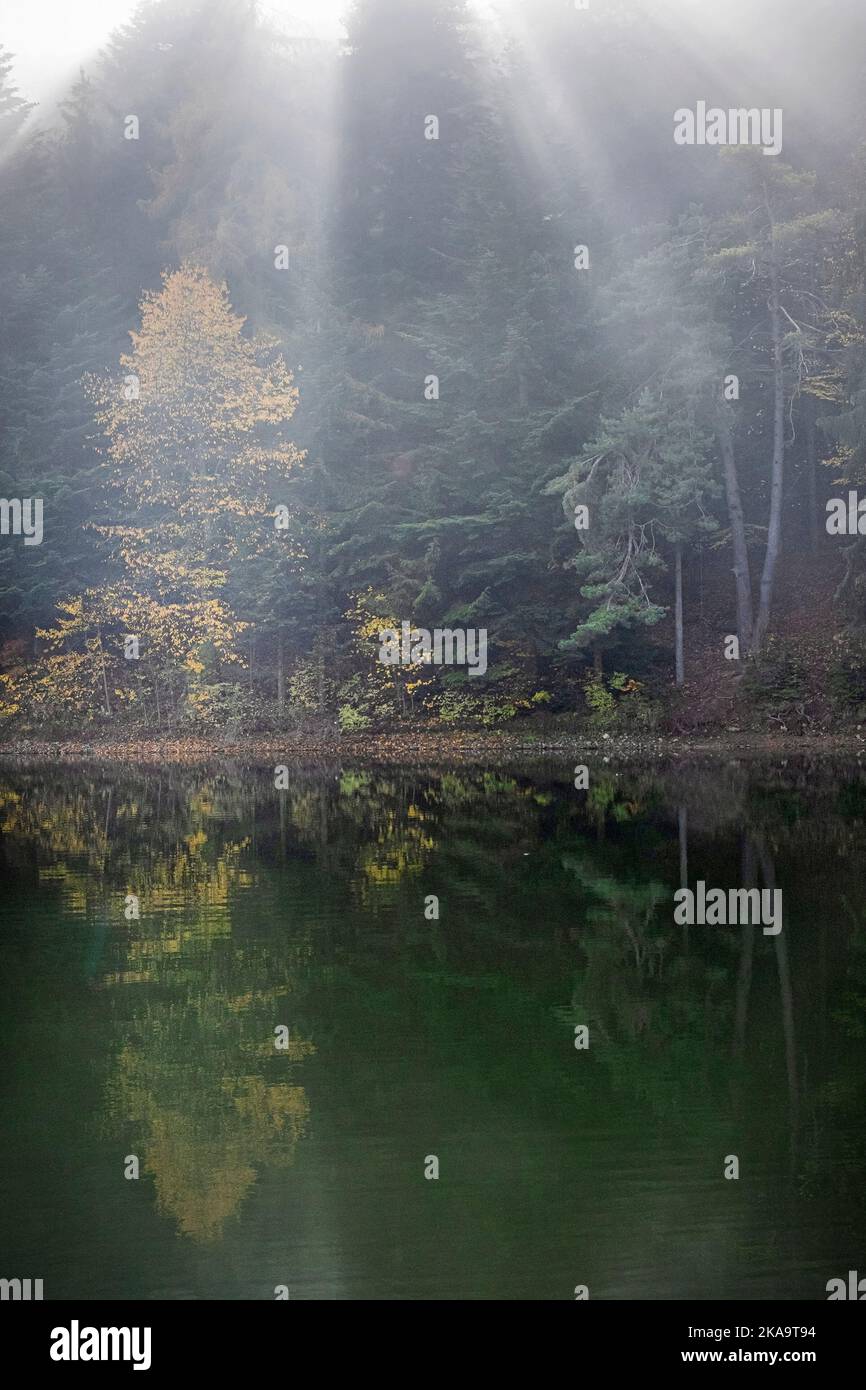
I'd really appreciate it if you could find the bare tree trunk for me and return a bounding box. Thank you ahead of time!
[754,225,786,651]
[276,635,285,711]
[806,404,818,556]
[97,625,112,718]
[716,407,754,654]
[674,541,684,686]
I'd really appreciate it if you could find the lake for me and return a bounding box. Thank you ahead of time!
[1,755,864,1300]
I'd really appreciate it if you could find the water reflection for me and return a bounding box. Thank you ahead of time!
[1,757,865,1298]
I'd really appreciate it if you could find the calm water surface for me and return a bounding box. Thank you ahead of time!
[1,757,864,1300]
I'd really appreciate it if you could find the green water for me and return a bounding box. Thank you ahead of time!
[1,757,864,1301]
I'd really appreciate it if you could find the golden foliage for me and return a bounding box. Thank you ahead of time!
[6,264,305,725]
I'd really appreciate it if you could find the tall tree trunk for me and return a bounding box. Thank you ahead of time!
[674,541,684,686]
[806,403,818,556]
[138,674,149,727]
[716,407,754,654]
[754,225,786,651]
[276,635,285,711]
[97,625,112,717]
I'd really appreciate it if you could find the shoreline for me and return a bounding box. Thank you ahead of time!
[2,730,866,766]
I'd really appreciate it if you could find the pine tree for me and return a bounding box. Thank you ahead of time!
[547,390,716,683]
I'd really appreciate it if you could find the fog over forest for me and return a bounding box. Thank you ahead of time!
[3,0,866,736]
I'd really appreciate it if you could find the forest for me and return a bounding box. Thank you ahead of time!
[3,0,866,741]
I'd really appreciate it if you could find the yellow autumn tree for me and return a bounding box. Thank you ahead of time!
[88,262,304,594]
[3,264,305,727]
